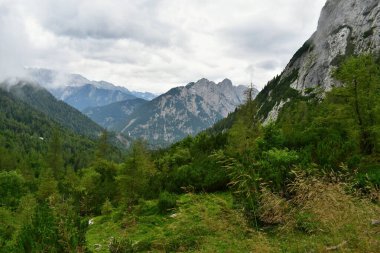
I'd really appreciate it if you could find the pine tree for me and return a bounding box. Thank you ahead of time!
[46,129,64,179]
[334,55,380,155]
[95,130,110,160]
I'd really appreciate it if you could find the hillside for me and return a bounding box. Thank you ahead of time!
[0,87,99,172]
[83,98,147,130]
[4,81,103,138]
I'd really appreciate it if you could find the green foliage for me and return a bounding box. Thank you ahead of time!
[157,191,177,214]
[0,87,102,173]
[0,171,26,209]
[256,69,300,119]
[156,132,230,193]
[46,129,64,179]
[101,199,113,215]
[16,203,63,253]
[78,160,118,215]
[8,83,103,138]
[95,130,110,160]
[295,212,320,234]
[333,54,380,155]
[117,140,156,204]
[0,207,17,251]
[275,55,380,175]
[259,148,299,192]
[37,168,59,201]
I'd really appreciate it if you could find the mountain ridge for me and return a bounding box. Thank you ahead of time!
[27,68,157,110]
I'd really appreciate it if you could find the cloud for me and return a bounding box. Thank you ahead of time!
[27,0,174,46]
[0,1,32,80]
[0,0,326,93]
[257,60,281,71]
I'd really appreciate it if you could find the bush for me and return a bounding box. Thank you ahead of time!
[158,192,177,214]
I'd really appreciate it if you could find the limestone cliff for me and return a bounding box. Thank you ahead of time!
[257,0,380,122]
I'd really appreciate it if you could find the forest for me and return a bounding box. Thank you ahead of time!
[1,55,379,252]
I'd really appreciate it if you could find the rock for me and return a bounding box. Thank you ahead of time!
[371,219,380,225]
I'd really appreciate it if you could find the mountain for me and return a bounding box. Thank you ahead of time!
[256,0,380,123]
[51,84,137,111]
[1,81,103,138]
[27,68,157,110]
[130,91,157,101]
[115,78,256,146]
[83,98,147,130]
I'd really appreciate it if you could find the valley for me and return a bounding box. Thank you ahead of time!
[0,0,380,252]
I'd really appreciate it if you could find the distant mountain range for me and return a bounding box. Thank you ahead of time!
[27,68,157,110]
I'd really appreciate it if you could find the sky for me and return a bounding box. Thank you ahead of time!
[0,0,326,94]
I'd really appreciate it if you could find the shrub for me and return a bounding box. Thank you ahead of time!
[158,191,177,214]
[101,198,113,216]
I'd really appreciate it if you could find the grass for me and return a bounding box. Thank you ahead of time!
[86,193,271,252]
[86,187,380,252]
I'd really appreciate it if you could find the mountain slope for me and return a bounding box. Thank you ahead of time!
[83,98,147,130]
[117,78,256,146]
[256,0,380,122]
[0,87,102,171]
[2,81,103,138]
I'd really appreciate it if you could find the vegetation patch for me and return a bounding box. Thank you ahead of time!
[256,69,301,120]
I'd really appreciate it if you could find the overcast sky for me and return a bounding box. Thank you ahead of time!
[0,0,326,93]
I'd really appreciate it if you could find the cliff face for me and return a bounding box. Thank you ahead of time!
[290,0,380,91]
[258,0,380,122]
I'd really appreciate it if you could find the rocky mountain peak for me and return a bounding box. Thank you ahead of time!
[219,78,233,86]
